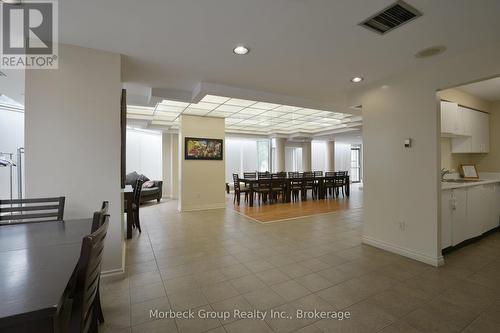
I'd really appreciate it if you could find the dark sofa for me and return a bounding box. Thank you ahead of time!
[126,172,163,204]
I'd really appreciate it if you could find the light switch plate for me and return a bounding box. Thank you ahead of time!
[404,138,412,148]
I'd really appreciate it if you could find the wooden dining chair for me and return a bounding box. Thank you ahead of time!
[255,178,272,205]
[233,174,250,205]
[257,171,271,179]
[333,171,346,197]
[302,172,316,200]
[324,172,336,198]
[0,197,65,224]
[243,172,257,180]
[90,201,109,325]
[58,217,109,333]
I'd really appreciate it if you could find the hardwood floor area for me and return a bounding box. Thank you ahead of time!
[230,183,363,223]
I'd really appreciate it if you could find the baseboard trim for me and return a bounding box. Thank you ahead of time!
[362,235,444,267]
[179,203,227,212]
[101,267,126,279]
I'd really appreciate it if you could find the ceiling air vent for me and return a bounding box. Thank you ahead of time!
[360,1,421,35]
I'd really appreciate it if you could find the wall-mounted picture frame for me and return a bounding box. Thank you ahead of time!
[185,137,223,160]
[459,164,479,179]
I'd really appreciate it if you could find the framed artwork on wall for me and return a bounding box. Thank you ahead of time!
[185,137,223,160]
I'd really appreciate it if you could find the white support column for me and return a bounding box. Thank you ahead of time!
[275,138,286,172]
[171,133,179,199]
[326,140,335,171]
[161,132,171,198]
[302,141,312,171]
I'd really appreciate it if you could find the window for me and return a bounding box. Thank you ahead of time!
[225,137,271,182]
[351,147,361,183]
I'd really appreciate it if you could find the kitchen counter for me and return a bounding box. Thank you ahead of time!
[442,178,500,190]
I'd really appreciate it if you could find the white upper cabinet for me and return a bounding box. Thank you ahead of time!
[441,101,459,135]
[444,102,490,154]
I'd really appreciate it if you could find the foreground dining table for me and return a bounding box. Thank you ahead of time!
[0,218,93,332]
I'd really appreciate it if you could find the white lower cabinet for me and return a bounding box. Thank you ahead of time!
[441,184,500,249]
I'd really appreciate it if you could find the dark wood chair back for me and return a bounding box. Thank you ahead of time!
[288,172,299,178]
[133,179,144,206]
[233,174,241,191]
[276,172,287,178]
[325,171,335,177]
[243,172,256,180]
[258,171,271,179]
[91,201,109,232]
[314,171,323,177]
[62,217,109,333]
[0,197,65,224]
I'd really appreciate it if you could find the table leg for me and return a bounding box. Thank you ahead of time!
[249,183,254,207]
[126,199,133,239]
[345,177,350,197]
[319,179,325,199]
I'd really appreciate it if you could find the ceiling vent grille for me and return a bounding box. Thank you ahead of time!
[360,1,421,35]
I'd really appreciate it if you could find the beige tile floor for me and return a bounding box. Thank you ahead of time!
[100,198,500,333]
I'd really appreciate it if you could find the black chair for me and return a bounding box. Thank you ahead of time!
[257,171,271,179]
[324,172,336,198]
[233,174,250,205]
[91,201,109,233]
[302,172,316,200]
[243,172,257,180]
[333,171,346,197]
[270,175,286,203]
[255,178,272,205]
[124,179,143,233]
[58,216,109,333]
[0,197,65,224]
[90,201,109,325]
[289,176,303,202]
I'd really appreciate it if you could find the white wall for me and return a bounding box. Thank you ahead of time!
[162,132,179,199]
[25,44,123,273]
[0,109,24,199]
[179,115,225,211]
[356,44,500,266]
[126,129,162,180]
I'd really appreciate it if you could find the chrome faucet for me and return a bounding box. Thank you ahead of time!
[441,168,452,181]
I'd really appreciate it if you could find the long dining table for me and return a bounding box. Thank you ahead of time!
[241,174,350,207]
[0,218,93,332]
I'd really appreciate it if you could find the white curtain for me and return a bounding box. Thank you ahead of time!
[312,141,327,171]
[225,137,270,183]
[126,129,162,180]
[335,143,351,172]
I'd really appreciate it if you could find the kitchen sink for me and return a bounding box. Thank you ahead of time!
[442,179,482,183]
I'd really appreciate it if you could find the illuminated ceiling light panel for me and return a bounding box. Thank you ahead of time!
[215,104,244,112]
[155,105,184,113]
[225,98,257,107]
[274,105,302,112]
[200,95,230,104]
[151,120,173,126]
[251,102,281,110]
[294,108,321,115]
[206,111,232,118]
[183,108,210,116]
[238,108,267,115]
[160,100,190,108]
[188,102,219,110]
[127,114,152,120]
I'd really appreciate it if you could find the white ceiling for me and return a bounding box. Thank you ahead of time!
[59,0,500,105]
[128,95,362,136]
[457,76,500,102]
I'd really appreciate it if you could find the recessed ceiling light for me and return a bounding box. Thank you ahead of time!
[415,45,446,58]
[351,77,364,83]
[233,45,249,55]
